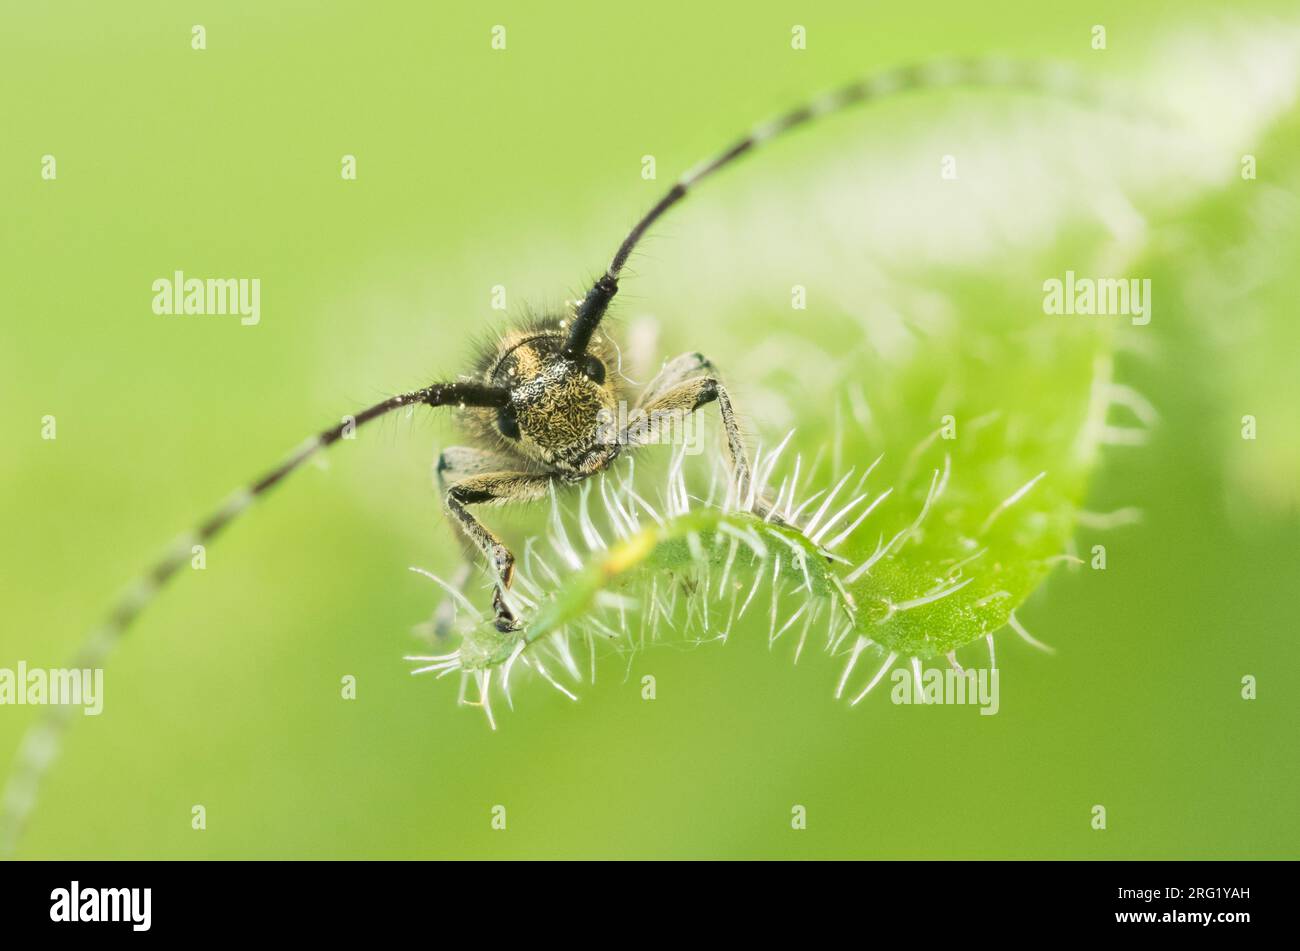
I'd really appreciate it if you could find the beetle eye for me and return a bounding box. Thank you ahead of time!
[581,355,606,385]
[497,405,520,440]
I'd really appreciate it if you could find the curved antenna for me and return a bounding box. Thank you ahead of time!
[0,379,508,856]
[563,57,1097,357]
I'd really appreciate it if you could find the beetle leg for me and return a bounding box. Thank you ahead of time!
[441,467,552,631]
[629,367,783,522]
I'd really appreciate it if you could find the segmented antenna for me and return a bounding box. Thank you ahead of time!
[563,56,1102,356]
[0,381,507,856]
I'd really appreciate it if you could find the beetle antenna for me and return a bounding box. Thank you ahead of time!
[0,380,508,856]
[563,56,1103,356]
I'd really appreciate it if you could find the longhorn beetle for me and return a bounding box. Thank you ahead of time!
[2,58,1099,853]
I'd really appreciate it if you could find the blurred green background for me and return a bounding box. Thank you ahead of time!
[2,1,1297,859]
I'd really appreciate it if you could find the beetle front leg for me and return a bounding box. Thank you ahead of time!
[629,371,780,519]
[443,471,551,631]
